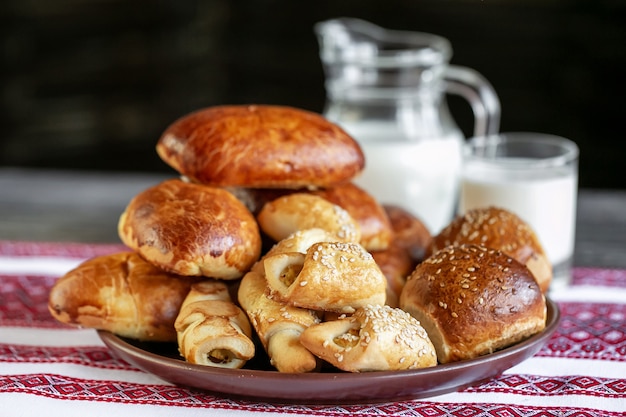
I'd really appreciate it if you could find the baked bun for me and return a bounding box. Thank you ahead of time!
[312,183,392,251]
[400,244,547,364]
[48,252,200,342]
[427,206,552,293]
[371,242,414,308]
[372,205,433,306]
[231,183,392,252]
[263,241,387,314]
[118,178,261,279]
[156,105,365,188]
[257,193,361,244]
[300,304,437,372]
[383,204,432,263]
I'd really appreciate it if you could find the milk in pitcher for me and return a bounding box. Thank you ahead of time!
[341,121,463,234]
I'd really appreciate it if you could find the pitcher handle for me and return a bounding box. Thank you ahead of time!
[443,65,501,137]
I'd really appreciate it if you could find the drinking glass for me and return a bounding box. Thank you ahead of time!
[460,132,579,290]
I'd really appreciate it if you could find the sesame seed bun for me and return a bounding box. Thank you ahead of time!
[399,244,547,364]
[427,206,552,293]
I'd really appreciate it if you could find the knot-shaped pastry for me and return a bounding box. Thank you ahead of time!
[238,270,321,373]
[264,241,387,313]
[300,304,437,372]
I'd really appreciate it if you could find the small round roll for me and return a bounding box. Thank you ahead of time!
[427,206,552,293]
[156,105,365,188]
[312,183,392,251]
[400,244,547,364]
[230,182,393,252]
[118,178,261,279]
[257,193,361,244]
[372,205,433,306]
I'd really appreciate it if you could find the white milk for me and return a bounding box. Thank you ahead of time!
[460,170,578,266]
[339,121,463,234]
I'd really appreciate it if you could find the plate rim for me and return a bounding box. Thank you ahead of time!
[98,297,560,404]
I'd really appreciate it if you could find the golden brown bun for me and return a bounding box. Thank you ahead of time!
[237,270,321,373]
[156,105,365,188]
[48,252,200,342]
[175,280,255,369]
[263,241,387,314]
[313,183,392,251]
[118,179,261,279]
[427,206,552,293]
[300,305,437,372]
[257,193,361,244]
[399,244,547,364]
[372,205,433,306]
[383,204,432,263]
[371,242,414,308]
[231,183,392,252]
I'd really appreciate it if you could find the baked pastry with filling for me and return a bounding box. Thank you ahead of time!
[300,304,437,372]
[400,244,547,363]
[175,280,255,369]
[156,104,364,188]
[118,178,261,279]
[48,252,200,341]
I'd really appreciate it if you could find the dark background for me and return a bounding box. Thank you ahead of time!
[1,0,624,189]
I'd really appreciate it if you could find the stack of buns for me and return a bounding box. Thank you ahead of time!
[48,104,548,374]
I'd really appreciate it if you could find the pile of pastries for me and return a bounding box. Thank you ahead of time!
[48,105,549,373]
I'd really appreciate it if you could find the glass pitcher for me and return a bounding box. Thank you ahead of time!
[315,18,501,233]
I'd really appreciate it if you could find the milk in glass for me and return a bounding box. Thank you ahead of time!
[460,167,578,266]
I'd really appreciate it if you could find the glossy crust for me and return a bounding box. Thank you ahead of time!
[118,179,261,279]
[175,280,255,369]
[372,205,433,306]
[313,183,392,251]
[399,244,547,364]
[156,105,365,188]
[238,270,321,373]
[263,241,387,314]
[427,206,552,293]
[300,305,437,372]
[48,252,200,342]
[383,204,432,263]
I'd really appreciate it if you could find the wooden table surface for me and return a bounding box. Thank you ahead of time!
[1,167,625,268]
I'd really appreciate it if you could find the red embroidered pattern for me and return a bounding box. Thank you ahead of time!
[2,373,624,416]
[0,344,131,370]
[2,241,625,416]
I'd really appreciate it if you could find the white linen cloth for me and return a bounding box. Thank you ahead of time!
[1,241,625,416]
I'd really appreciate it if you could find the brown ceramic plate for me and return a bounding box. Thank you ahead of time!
[98,298,559,405]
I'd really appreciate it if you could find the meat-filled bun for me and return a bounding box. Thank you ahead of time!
[156,105,365,189]
[118,179,261,279]
[400,244,547,364]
